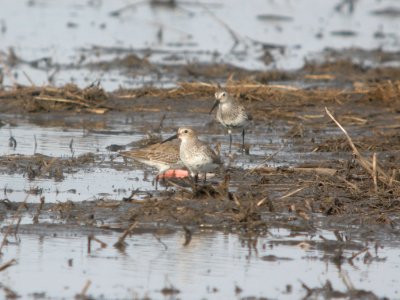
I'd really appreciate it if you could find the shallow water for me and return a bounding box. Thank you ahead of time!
[0,228,398,299]
[1,2,399,299]
[0,111,351,203]
[0,113,153,202]
[1,0,400,89]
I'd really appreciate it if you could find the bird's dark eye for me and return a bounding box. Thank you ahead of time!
[184,130,188,133]
[222,92,226,97]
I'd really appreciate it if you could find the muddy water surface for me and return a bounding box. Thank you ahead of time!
[0,109,397,299]
[1,0,400,89]
[0,109,351,204]
[1,228,398,299]
[1,1,400,299]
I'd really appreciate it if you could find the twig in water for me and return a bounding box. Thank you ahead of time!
[87,235,92,254]
[75,279,92,300]
[0,158,58,254]
[8,136,17,150]
[69,138,75,157]
[300,281,312,294]
[23,70,35,86]
[0,199,27,254]
[0,259,17,272]
[109,1,146,17]
[333,230,344,242]
[153,234,168,250]
[1,284,19,299]
[182,226,192,246]
[122,188,140,201]
[113,222,138,249]
[47,67,60,84]
[92,236,107,248]
[0,52,17,86]
[14,215,22,239]
[348,247,369,265]
[147,20,192,39]
[34,135,37,154]
[88,235,107,253]
[32,196,45,224]
[335,0,356,14]
[339,270,355,291]
[157,114,166,133]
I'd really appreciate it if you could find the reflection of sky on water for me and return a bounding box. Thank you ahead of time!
[0,112,353,203]
[0,2,399,298]
[0,0,400,89]
[0,229,398,299]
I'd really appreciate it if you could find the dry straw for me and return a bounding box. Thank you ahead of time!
[325,107,397,189]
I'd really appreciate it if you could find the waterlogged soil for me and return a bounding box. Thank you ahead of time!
[1,60,400,223]
[1,0,400,298]
[1,55,400,300]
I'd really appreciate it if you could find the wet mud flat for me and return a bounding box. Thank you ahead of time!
[1,0,400,298]
[1,60,400,221]
[1,60,400,299]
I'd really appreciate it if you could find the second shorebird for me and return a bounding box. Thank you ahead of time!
[210,90,251,152]
[120,142,188,180]
[162,127,221,183]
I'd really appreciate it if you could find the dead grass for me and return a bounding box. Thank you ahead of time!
[0,153,96,180]
[0,72,398,114]
[0,83,108,113]
[0,63,400,227]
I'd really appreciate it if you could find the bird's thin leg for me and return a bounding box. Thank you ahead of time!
[189,173,201,195]
[203,173,207,184]
[228,129,232,153]
[241,128,245,153]
[155,175,159,190]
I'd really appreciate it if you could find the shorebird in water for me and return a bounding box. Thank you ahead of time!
[210,89,251,153]
[120,142,189,181]
[162,127,221,183]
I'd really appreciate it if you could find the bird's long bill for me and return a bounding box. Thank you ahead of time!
[161,134,178,144]
[209,100,219,114]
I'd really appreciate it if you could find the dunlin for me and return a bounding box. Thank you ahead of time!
[210,90,251,152]
[162,127,221,182]
[120,142,189,180]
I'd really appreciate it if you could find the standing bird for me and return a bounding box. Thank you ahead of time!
[120,142,189,181]
[161,127,221,183]
[210,90,251,152]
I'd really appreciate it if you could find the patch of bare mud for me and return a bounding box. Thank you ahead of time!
[0,153,96,181]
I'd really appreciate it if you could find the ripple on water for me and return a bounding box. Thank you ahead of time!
[0,230,398,299]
